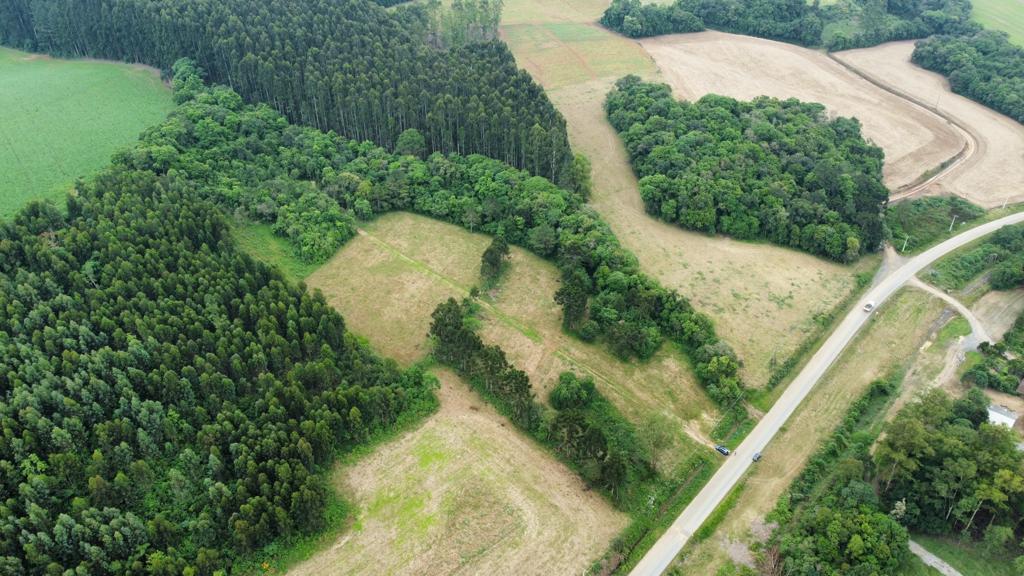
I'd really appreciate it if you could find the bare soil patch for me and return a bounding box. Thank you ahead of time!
[971,288,1024,341]
[674,288,946,574]
[835,41,1024,208]
[640,31,963,191]
[288,370,626,576]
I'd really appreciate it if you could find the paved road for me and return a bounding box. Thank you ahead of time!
[909,540,964,576]
[630,211,1024,576]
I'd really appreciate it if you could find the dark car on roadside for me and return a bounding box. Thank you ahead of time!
[715,445,731,456]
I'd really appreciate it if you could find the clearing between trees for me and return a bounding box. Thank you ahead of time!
[287,370,626,576]
[307,212,717,461]
[674,287,947,574]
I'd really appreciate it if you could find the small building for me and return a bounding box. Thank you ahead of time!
[988,404,1019,428]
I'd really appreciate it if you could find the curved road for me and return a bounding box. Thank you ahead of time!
[630,211,1024,576]
[827,53,980,204]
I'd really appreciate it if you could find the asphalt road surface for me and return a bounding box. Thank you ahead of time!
[630,211,1024,576]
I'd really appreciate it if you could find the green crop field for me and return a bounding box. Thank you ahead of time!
[0,47,173,218]
[971,0,1024,46]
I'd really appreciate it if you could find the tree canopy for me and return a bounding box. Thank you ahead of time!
[600,0,975,50]
[0,152,434,574]
[606,76,888,262]
[133,63,747,405]
[913,30,1024,124]
[0,0,577,186]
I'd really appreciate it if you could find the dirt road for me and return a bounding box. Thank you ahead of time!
[834,42,1024,208]
[630,211,1024,576]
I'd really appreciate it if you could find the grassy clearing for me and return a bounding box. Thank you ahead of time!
[971,0,1024,46]
[232,221,320,283]
[671,287,947,574]
[887,196,986,253]
[306,213,718,460]
[288,370,627,576]
[0,47,173,218]
[913,535,1019,576]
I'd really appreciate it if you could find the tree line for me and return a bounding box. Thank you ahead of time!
[0,0,579,187]
[429,297,652,500]
[913,30,1024,124]
[600,0,974,50]
[606,76,888,262]
[0,162,435,572]
[769,376,1024,574]
[140,62,747,405]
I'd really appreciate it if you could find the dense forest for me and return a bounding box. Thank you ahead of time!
[606,76,888,262]
[429,298,652,499]
[0,152,435,572]
[600,0,975,50]
[875,389,1024,563]
[913,30,1024,124]
[130,62,747,405]
[0,0,579,187]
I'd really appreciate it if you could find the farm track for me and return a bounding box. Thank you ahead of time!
[826,52,980,203]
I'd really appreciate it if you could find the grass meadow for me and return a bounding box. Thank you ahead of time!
[0,47,173,218]
[971,0,1024,46]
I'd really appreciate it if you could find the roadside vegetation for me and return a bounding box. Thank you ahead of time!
[886,196,986,253]
[0,46,172,218]
[925,223,1024,291]
[606,76,888,262]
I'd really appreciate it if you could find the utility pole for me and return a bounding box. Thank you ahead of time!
[949,214,958,232]
[1003,197,1009,210]
[902,235,910,252]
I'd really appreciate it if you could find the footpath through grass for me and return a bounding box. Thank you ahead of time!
[0,47,173,218]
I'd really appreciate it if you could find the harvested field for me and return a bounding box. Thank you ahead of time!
[288,370,627,576]
[672,288,946,575]
[500,0,657,90]
[306,212,716,463]
[549,79,874,387]
[971,288,1024,342]
[640,31,964,191]
[835,41,1024,208]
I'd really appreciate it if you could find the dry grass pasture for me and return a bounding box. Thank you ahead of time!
[288,370,627,576]
[672,288,946,574]
[500,3,873,388]
[640,31,964,191]
[307,212,717,461]
[971,288,1024,341]
[834,41,1024,208]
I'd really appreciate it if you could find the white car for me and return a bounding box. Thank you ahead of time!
[863,301,876,313]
